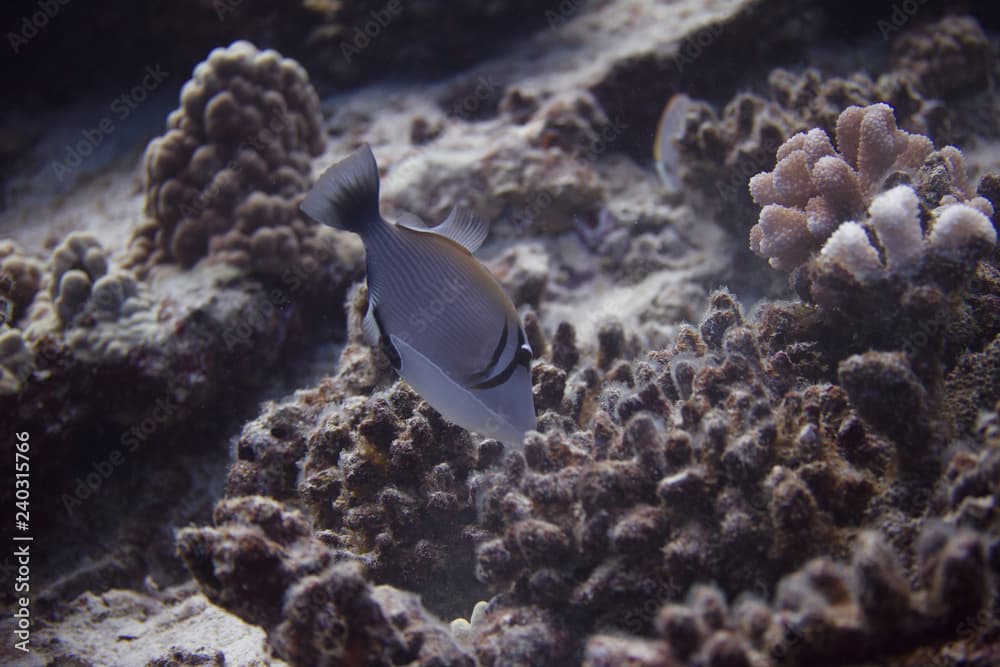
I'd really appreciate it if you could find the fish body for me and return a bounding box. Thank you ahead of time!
[301,145,536,446]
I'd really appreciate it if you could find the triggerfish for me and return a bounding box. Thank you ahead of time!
[301,145,536,446]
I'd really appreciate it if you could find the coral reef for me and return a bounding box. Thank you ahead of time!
[3,1,999,665]
[584,527,993,667]
[127,40,329,278]
[745,105,999,421]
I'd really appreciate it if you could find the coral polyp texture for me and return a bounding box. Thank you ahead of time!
[127,40,329,277]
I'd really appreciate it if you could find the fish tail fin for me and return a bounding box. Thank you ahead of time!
[300,144,381,233]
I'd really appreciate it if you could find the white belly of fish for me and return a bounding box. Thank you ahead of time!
[391,334,535,447]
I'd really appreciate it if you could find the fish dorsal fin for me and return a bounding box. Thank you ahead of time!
[395,207,490,253]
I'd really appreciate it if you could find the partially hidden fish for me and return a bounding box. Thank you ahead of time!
[300,144,536,447]
[653,93,691,194]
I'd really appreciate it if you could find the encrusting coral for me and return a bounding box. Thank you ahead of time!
[11,233,154,361]
[127,40,332,278]
[0,233,155,393]
[0,240,43,326]
[583,526,992,667]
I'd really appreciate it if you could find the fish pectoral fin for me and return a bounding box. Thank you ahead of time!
[365,306,400,369]
[362,305,381,347]
[395,207,490,253]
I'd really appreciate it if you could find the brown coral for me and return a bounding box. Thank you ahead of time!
[127,41,328,278]
[887,15,994,99]
[177,495,475,667]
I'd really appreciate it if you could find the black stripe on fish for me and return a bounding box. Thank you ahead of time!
[467,319,508,385]
[470,327,531,390]
[373,308,401,370]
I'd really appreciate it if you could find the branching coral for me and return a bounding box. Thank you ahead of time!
[747,103,997,337]
[664,14,993,229]
[748,103,939,270]
[127,40,329,278]
[177,280,1000,665]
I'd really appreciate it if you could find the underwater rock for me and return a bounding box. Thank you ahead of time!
[127,40,328,278]
[20,583,275,666]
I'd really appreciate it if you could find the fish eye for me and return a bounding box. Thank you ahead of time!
[516,345,532,367]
